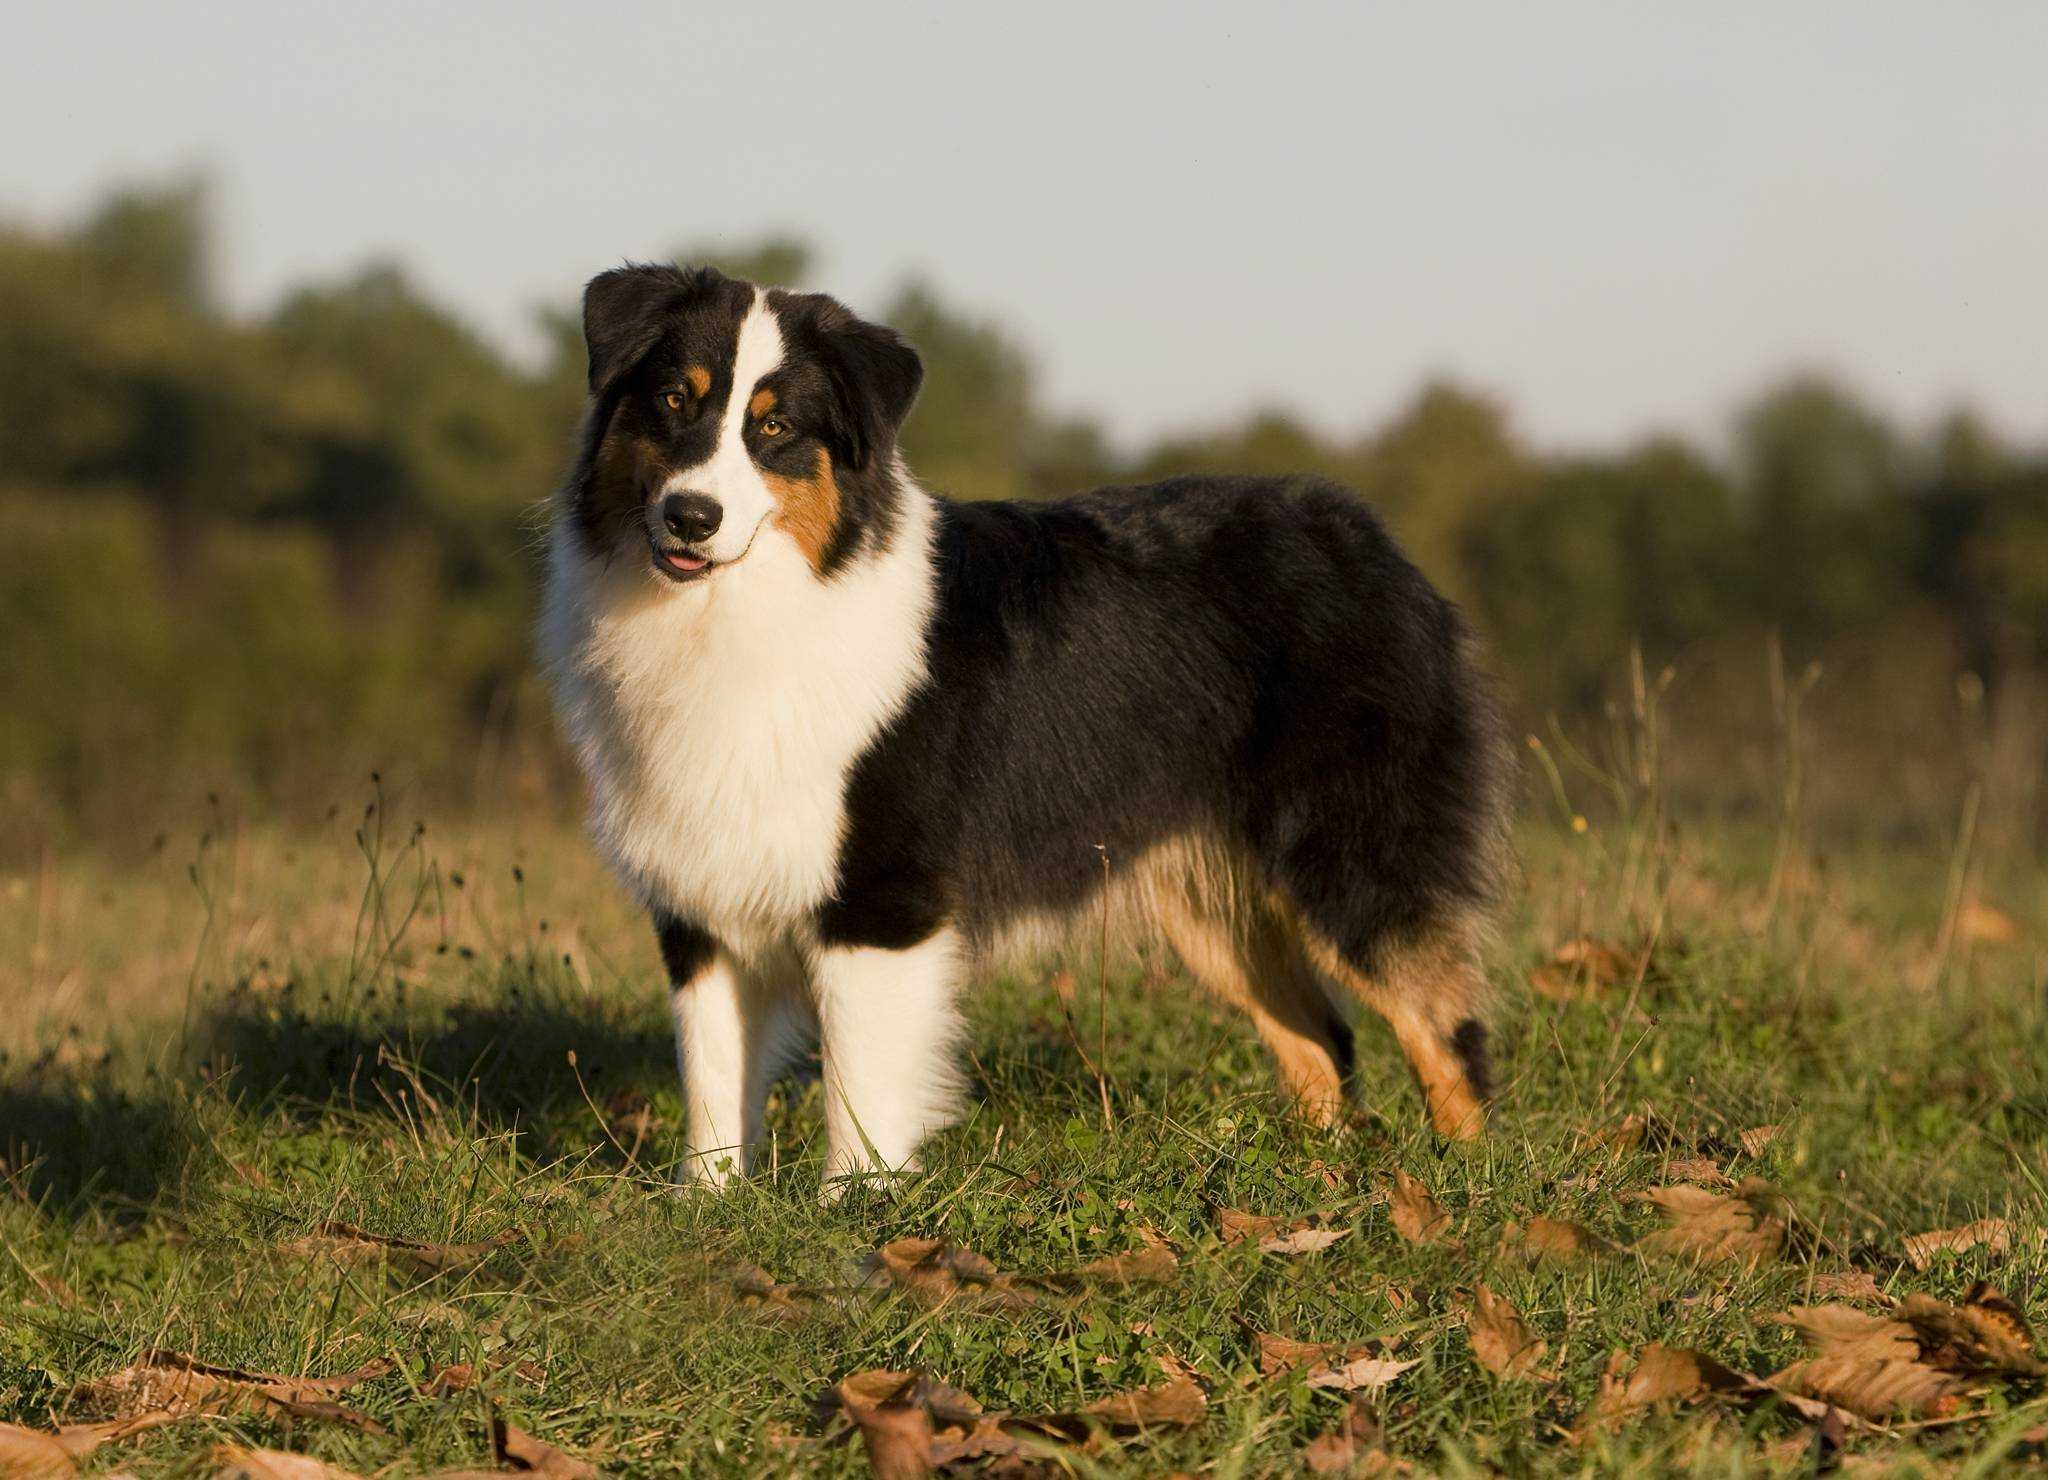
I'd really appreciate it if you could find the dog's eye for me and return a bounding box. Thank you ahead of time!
[759,417,787,437]
[662,391,686,412]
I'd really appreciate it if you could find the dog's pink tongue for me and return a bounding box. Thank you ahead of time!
[665,551,709,572]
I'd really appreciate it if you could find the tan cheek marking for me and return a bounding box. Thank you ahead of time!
[765,447,841,572]
[684,366,711,398]
[748,387,777,419]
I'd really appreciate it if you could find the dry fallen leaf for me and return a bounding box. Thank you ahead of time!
[281,1221,521,1277]
[1810,1270,1887,1303]
[1305,1353,1422,1394]
[0,1425,84,1479]
[1531,937,1645,1002]
[1774,1306,1919,1363]
[1500,1215,1615,1264]
[1581,1345,1754,1432]
[1386,1171,1451,1246]
[1895,1283,2048,1377]
[1632,1180,1787,1266]
[1301,1395,1399,1476]
[209,1447,368,1480]
[1738,1124,1784,1158]
[1957,899,2022,946]
[1215,1206,1290,1245]
[1070,1245,1180,1285]
[1065,1377,1207,1431]
[67,1351,392,1433]
[1466,1285,1548,1380]
[1663,1158,1732,1187]
[1903,1218,2012,1270]
[1259,1225,1351,1256]
[422,1357,546,1397]
[1767,1357,1969,1422]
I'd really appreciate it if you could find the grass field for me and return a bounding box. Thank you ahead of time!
[3,780,2047,1477]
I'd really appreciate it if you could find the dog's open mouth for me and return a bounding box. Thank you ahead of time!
[652,546,715,583]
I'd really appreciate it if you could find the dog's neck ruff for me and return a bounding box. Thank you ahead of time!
[540,474,936,958]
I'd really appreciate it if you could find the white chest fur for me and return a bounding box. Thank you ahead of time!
[540,493,936,959]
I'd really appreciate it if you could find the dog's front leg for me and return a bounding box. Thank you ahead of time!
[656,914,780,1187]
[811,927,966,1195]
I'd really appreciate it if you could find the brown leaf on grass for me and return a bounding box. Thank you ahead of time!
[1631,1180,1787,1266]
[491,1418,601,1478]
[1466,1285,1549,1380]
[1766,1357,1970,1422]
[209,1447,368,1480]
[860,1237,1028,1311]
[67,1351,392,1433]
[1255,1332,1345,1378]
[0,1414,184,1477]
[1386,1171,1451,1246]
[1738,1124,1784,1158]
[1215,1206,1290,1245]
[1068,1244,1179,1284]
[1531,937,1646,1003]
[1810,1270,1887,1303]
[822,1369,1008,1478]
[1305,1351,1422,1394]
[282,1221,520,1277]
[1902,1218,2012,1270]
[1580,1345,1754,1432]
[1663,1158,1732,1186]
[1499,1215,1615,1264]
[1027,1377,1208,1436]
[422,1357,546,1397]
[1301,1396,1400,1476]
[1258,1225,1351,1256]
[1958,899,2022,945]
[1774,1306,1919,1363]
[1895,1283,2048,1377]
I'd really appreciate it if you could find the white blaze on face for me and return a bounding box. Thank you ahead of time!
[662,288,783,565]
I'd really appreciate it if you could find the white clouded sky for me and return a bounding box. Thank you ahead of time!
[5,1,2044,452]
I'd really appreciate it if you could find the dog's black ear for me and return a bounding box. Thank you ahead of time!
[582,264,706,398]
[807,300,923,471]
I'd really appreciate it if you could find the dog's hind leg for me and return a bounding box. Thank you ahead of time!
[1293,912,1492,1141]
[1155,897,1351,1126]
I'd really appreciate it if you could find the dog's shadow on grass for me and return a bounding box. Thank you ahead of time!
[3,971,679,1215]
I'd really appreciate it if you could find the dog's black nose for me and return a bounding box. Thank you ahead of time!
[660,492,723,544]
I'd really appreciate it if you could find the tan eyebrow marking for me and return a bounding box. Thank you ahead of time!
[748,387,778,419]
[683,366,711,398]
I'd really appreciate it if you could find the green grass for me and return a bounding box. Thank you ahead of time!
[3,814,2046,1477]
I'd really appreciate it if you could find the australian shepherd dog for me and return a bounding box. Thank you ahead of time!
[541,265,1510,1191]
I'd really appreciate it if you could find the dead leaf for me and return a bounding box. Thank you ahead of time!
[1903,1218,2011,1270]
[1500,1216,1615,1264]
[1773,1306,1918,1363]
[1305,1353,1422,1394]
[1216,1206,1291,1245]
[1467,1285,1548,1380]
[1531,937,1645,1002]
[1738,1124,1784,1158]
[1580,1345,1753,1432]
[860,1237,1025,1310]
[1069,1245,1179,1284]
[67,1351,392,1433]
[1386,1171,1451,1246]
[1256,1332,1344,1378]
[1895,1283,2048,1377]
[282,1221,520,1277]
[1958,899,2022,945]
[0,1426,82,1479]
[1301,1396,1399,1476]
[491,1418,600,1478]
[1767,1357,1970,1422]
[209,1448,368,1480]
[1810,1270,1887,1303]
[1067,1377,1206,1431]
[1664,1158,1732,1186]
[1632,1180,1787,1266]
[422,1357,546,1396]
[822,1370,1005,1477]
[1259,1226,1351,1256]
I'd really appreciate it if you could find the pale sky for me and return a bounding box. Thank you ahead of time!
[6,2,2044,453]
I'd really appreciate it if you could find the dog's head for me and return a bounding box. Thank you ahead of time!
[566,264,922,583]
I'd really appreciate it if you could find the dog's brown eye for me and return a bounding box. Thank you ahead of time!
[759,417,786,437]
[663,391,685,412]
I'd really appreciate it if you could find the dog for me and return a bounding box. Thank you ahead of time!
[540,264,1510,1190]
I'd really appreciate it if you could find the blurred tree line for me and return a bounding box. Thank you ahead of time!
[5,180,2046,854]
